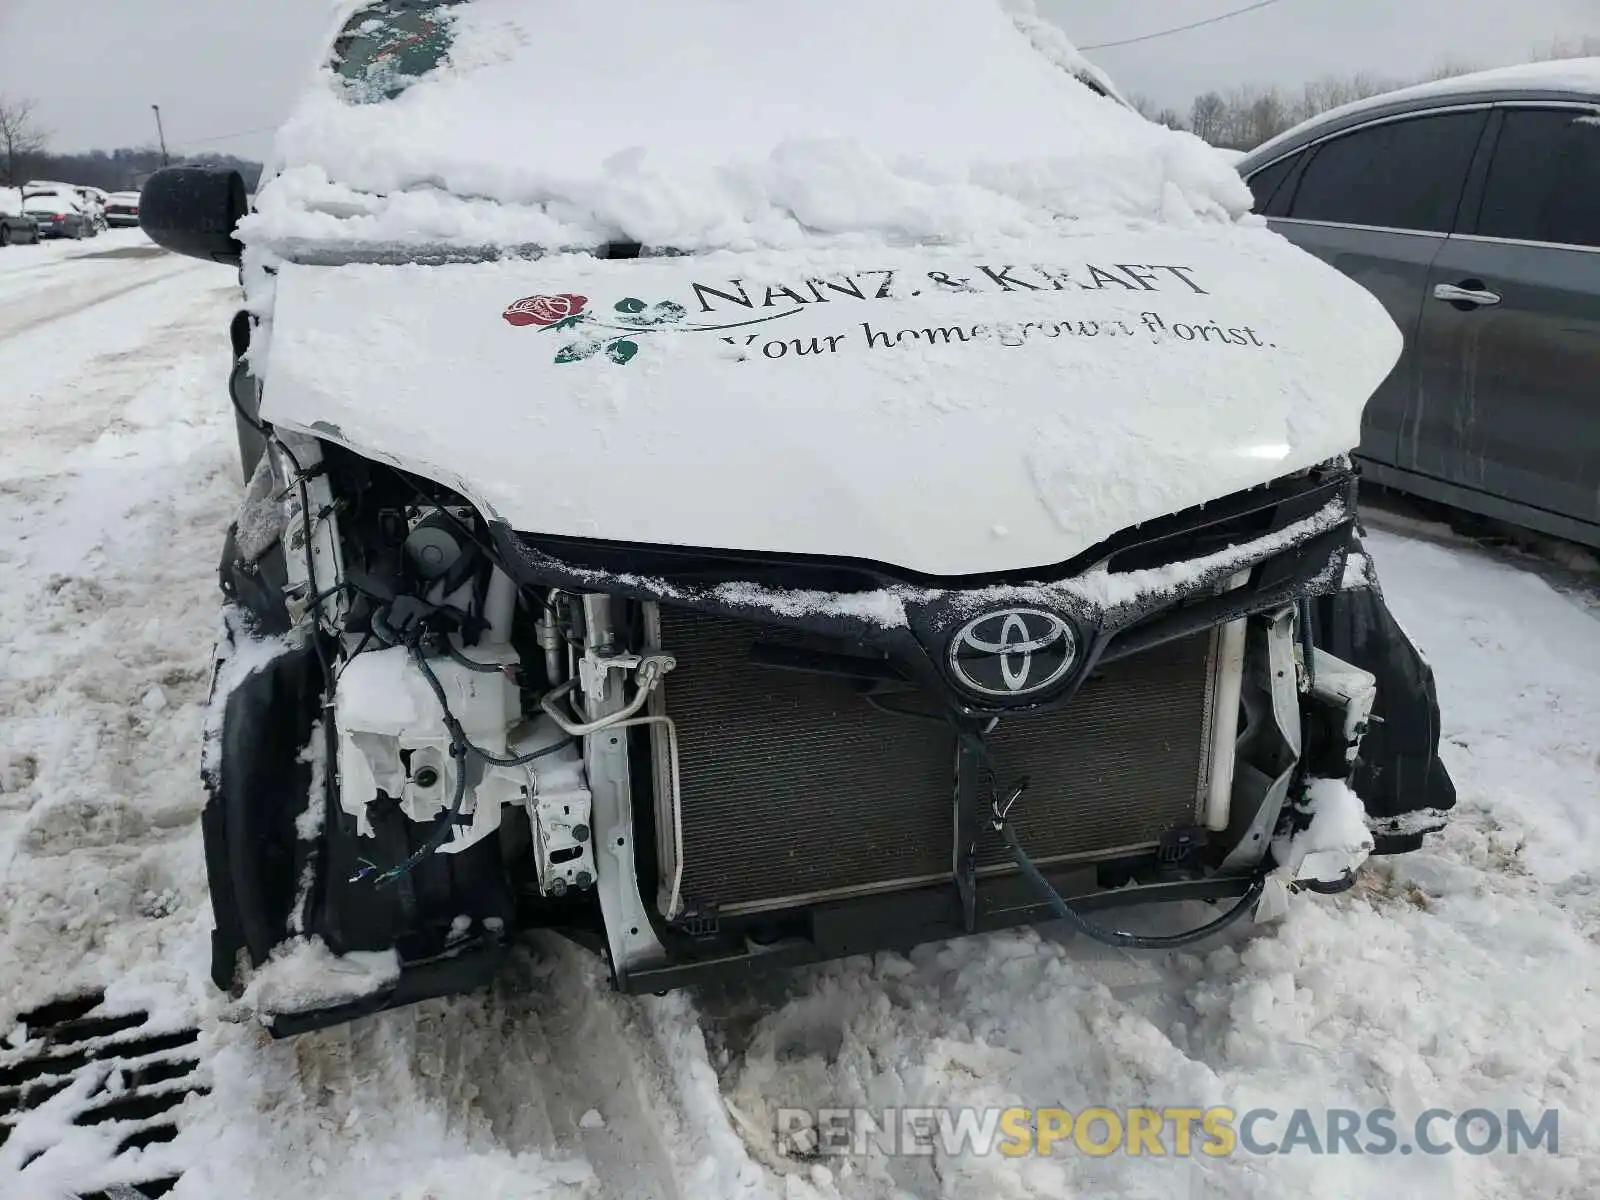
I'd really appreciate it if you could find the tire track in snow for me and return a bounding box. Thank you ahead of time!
[0,253,196,345]
[0,271,231,490]
[179,941,693,1200]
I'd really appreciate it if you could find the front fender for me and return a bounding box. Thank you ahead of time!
[201,615,323,990]
[1312,541,1456,852]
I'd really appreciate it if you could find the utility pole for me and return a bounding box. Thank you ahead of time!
[151,104,169,166]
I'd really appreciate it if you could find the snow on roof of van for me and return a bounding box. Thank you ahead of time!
[246,0,1253,253]
[1248,57,1600,164]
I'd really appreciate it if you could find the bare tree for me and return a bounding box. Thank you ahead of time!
[1296,72,1402,123]
[1127,92,1188,131]
[1426,57,1484,83]
[1189,91,1226,145]
[1243,87,1293,146]
[1127,92,1161,121]
[1209,85,1296,149]
[0,96,48,186]
[1530,35,1600,61]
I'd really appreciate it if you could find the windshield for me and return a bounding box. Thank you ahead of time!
[331,0,468,103]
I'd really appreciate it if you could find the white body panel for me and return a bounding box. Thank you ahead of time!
[260,228,1400,576]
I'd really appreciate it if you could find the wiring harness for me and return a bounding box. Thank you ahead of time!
[970,735,1269,950]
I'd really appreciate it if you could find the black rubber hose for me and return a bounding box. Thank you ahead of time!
[447,643,509,675]
[372,741,469,887]
[407,641,575,768]
[998,821,1266,950]
[466,737,577,768]
[1298,596,1318,691]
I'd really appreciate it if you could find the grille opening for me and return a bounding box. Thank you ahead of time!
[655,608,1217,917]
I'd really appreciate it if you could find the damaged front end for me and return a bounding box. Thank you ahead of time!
[202,440,1453,1034]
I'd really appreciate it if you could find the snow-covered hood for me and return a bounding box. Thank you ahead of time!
[259,226,1401,576]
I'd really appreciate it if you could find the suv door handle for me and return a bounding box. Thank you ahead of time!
[1433,282,1502,308]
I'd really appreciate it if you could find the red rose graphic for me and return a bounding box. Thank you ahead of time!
[503,293,588,327]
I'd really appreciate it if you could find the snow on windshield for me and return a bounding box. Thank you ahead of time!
[246,0,1253,254]
[330,0,469,104]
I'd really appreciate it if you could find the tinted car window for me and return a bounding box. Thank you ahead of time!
[1246,152,1299,214]
[1476,108,1600,248]
[1289,110,1487,232]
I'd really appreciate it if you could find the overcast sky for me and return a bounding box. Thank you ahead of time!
[0,0,1591,161]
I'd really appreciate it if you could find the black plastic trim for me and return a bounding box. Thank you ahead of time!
[616,869,1261,993]
[492,466,1358,717]
[262,941,507,1038]
[502,463,1353,595]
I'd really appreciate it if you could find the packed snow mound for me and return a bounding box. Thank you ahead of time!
[238,937,401,1017]
[1272,779,1376,885]
[247,0,1253,253]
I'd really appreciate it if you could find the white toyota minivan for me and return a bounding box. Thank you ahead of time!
[138,0,1454,1035]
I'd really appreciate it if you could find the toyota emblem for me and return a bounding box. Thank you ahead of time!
[947,608,1078,699]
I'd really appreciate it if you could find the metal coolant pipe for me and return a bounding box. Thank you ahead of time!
[483,568,517,643]
[539,589,567,685]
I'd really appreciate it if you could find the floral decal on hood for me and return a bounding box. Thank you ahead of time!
[503,292,796,365]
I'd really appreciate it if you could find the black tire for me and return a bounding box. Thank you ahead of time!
[0,224,10,248]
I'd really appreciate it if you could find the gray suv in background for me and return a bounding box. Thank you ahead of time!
[1236,62,1600,549]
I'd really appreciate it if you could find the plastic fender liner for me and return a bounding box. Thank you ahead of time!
[203,637,324,990]
[1312,540,1456,852]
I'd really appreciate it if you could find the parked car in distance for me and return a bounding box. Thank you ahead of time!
[23,193,91,239]
[0,187,42,246]
[22,184,100,237]
[1236,59,1600,550]
[105,191,142,227]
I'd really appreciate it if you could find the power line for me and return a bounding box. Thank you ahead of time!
[1080,0,1286,51]
[177,124,279,147]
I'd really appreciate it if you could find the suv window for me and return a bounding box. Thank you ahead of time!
[1288,110,1487,232]
[1475,108,1600,248]
[1245,152,1299,214]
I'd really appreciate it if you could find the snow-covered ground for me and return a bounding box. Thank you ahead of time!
[1,233,1597,1199]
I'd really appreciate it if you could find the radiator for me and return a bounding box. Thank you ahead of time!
[654,608,1217,916]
